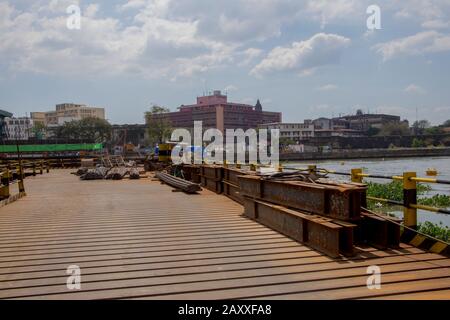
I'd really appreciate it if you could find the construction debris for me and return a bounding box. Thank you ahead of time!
[155,172,202,194]
[129,168,140,180]
[80,167,108,180]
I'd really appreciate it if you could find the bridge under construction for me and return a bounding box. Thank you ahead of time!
[0,162,449,300]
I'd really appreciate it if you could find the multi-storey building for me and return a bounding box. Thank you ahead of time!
[258,122,315,142]
[332,112,401,131]
[3,117,34,140]
[31,103,105,127]
[148,91,282,133]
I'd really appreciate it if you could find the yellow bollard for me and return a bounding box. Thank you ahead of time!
[351,168,363,183]
[403,172,417,229]
[0,168,10,198]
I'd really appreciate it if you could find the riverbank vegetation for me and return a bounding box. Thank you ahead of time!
[418,222,449,242]
[366,181,450,242]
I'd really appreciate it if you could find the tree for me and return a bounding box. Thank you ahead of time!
[412,120,431,134]
[145,105,172,145]
[32,122,47,140]
[280,137,296,146]
[377,122,410,136]
[442,119,450,127]
[412,138,425,148]
[56,117,112,142]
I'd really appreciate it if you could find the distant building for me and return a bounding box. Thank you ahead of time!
[258,122,315,142]
[148,91,282,132]
[3,117,34,140]
[31,103,105,127]
[0,109,13,140]
[333,111,401,131]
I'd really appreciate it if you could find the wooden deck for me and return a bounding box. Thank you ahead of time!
[0,170,448,300]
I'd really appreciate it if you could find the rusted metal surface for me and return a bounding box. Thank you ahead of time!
[181,165,201,183]
[359,212,401,249]
[0,170,448,300]
[243,196,354,258]
[200,165,224,194]
[238,175,365,221]
[222,167,256,204]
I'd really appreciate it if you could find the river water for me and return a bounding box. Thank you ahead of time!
[286,156,450,227]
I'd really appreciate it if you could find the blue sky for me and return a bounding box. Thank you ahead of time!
[1,0,450,125]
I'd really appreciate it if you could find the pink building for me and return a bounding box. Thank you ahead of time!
[151,90,282,132]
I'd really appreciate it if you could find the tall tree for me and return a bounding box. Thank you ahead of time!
[56,117,111,142]
[145,105,172,145]
[378,122,410,136]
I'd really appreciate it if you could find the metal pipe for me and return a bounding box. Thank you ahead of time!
[155,172,202,194]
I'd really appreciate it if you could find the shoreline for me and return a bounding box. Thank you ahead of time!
[280,147,450,161]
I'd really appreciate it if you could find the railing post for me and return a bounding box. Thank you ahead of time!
[32,162,36,176]
[46,161,50,173]
[39,161,43,175]
[308,165,316,175]
[0,167,10,199]
[403,172,417,230]
[18,163,25,193]
[351,168,363,183]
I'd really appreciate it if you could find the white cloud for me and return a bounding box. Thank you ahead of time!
[404,84,427,95]
[250,33,351,77]
[422,19,450,29]
[304,0,363,28]
[373,31,450,61]
[223,85,238,93]
[317,84,338,91]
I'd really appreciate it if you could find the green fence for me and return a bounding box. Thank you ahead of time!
[0,143,103,153]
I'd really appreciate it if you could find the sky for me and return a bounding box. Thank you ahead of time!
[1,0,450,125]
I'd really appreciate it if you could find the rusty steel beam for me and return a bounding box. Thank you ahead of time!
[359,212,401,249]
[222,167,257,204]
[200,165,224,194]
[181,165,201,183]
[243,196,355,258]
[238,175,365,221]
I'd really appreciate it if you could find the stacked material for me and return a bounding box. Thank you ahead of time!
[238,174,400,258]
[80,167,108,180]
[129,168,140,180]
[155,172,202,194]
[105,167,129,180]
